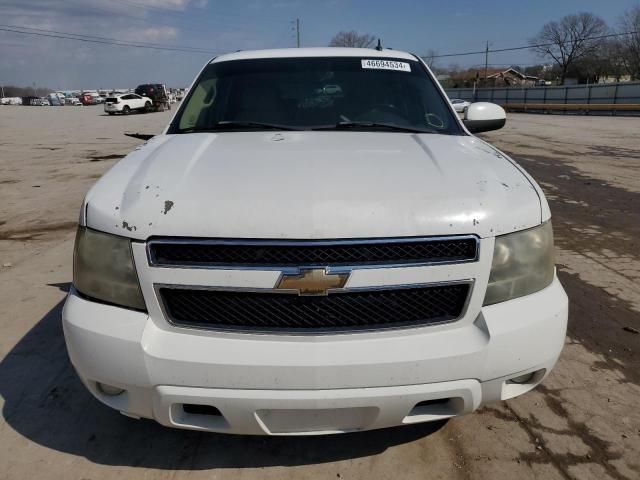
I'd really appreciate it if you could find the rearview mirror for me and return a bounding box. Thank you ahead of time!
[463,102,506,133]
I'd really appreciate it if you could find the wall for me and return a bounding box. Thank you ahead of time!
[446,82,640,105]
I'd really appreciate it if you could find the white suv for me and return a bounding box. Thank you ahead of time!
[63,48,568,436]
[104,93,152,115]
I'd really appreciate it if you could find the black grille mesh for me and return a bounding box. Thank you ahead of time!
[160,283,470,332]
[150,238,477,267]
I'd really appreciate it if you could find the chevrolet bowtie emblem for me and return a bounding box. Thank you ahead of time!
[276,268,350,296]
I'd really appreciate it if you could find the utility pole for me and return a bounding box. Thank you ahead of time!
[296,18,300,48]
[484,41,489,84]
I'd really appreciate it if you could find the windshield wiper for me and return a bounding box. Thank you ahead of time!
[179,121,303,133]
[313,121,436,134]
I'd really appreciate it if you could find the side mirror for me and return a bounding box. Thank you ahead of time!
[463,102,506,133]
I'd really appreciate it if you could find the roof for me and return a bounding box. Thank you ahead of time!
[211,47,417,64]
[487,68,539,80]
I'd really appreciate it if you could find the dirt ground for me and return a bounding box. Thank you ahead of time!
[0,107,639,480]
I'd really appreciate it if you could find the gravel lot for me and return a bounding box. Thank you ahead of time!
[0,106,639,479]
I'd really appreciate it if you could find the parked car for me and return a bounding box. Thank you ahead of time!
[79,93,94,105]
[63,48,567,436]
[104,93,152,115]
[47,93,65,106]
[450,98,471,113]
[134,83,170,111]
[21,96,48,106]
[0,97,22,105]
[65,97,82,106]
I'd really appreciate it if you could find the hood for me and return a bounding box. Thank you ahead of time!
[85,132,543,240]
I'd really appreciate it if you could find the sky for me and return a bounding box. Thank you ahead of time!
[0,0,638,90]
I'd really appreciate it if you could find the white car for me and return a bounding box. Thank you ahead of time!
[63,47,567,436]
[450,98,471,113]
[104,93,152,115]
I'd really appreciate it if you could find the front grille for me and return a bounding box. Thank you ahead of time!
[159,283,471,333]
[148,237,478,268]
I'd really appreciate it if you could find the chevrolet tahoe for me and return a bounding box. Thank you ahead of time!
[62,47,568,435]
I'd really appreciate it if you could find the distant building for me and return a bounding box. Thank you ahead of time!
[486,68,539,87]
[598,75,632,84]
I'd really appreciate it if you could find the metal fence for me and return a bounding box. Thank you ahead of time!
[446,82,640,106]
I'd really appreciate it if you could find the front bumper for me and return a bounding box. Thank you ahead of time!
[62,277,567,435]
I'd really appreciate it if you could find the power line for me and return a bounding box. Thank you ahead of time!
[0,25,216,53]
[471,63,554,67]
[426,30,639,59]
[0,23,215,52]
[0,26,220,54]
[1,1,283,48]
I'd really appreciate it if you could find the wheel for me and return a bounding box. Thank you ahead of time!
[123,105,130,115]
[108,112,115,115]
[145,101,151,112]
[157,103,165,112]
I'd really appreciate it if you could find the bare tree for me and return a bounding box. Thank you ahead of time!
[423,49,439,69]
[529,12,608,84]
[617,5,640,78]
[329,31,376,48]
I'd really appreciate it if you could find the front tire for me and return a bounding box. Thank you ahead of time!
[108,112,115,116]
[123,105,130,115]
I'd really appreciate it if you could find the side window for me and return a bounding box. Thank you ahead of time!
[122,94,132,100]
[178,78,217,130]
[131,94,140,99]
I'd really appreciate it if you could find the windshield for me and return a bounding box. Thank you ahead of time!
[170,56,462,135]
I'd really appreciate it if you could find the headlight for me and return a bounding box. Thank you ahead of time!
[483,221,555,306]
[73,227,146,310]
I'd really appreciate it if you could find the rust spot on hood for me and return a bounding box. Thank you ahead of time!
[122,221,136,231]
